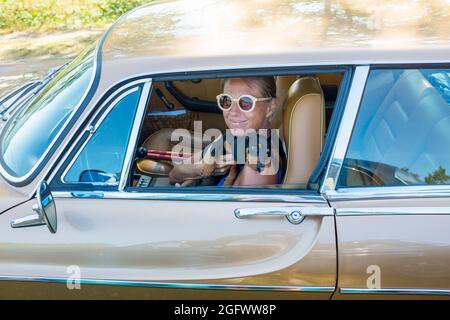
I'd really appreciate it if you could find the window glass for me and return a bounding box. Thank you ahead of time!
[64,87,141,184]
[338,68,450,188]
[1,44,95,177]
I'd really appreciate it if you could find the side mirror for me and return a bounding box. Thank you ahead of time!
[11,180,57,234]
[37,181,57,233]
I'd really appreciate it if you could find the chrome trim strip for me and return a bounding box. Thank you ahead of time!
[336,207,450,216]
[92,87,139,131]
[52,190,327,204]
[0,276,335,292]
[340,288,450,295]
[1,89,35,122]
[119,81,152,191]
[0,45,99,184]
[148,109,187,117]
[327,186,450,201]
[0,90,35,124]
[52,191,327,203]
[0,81,40,118]
[0,81,37,106]
[321,66,370,194]
[235,206,334,218]
[60,87,139,184]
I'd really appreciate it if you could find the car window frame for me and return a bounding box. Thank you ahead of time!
[48,65,353,202]
[49,79,151,191]
[60,86,142,186]
[0,80,41,116]
[323,63,450,202]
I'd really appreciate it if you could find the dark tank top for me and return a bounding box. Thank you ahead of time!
[217,137,286,186]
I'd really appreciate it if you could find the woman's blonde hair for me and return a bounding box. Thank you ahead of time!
[221,76,276,98]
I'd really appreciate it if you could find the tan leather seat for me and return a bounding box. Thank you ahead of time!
[282,77,325,185]
[136,128,177,176]
[136,128,214,176]
[347,70,450,185]
[272,75,298,128]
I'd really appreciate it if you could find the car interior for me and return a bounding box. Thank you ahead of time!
[130,72,344,189]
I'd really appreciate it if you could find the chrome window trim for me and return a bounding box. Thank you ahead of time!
[90,87,140,132]
[0,89,36,122]
[0,81,35,105]
[320,66,370,194]
[42,66,351,196]
[336,207,450,216]
[44,66,362,201]
[0,80,40,117]
[326,186,450,202]
[0,44,99,184]
[323,65,450,201]
[148,109,187,117]
[43,79,152,196]
[60,86,140,185]
[0,275,334,292]
[119,81,152,191]
[340,288,450,296]
[53,190,327,203]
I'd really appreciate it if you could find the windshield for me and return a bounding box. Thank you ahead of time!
[1,44,96,178]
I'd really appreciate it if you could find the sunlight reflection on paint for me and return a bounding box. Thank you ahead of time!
[103,0,450,59]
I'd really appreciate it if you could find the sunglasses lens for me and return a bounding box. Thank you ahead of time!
[218,95,232,110]
[239,96,254,111]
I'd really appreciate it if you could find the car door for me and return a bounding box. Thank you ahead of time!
[323,66,450,299]
[0,79,337,299]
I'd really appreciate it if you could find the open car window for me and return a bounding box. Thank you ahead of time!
[129,72,344,191]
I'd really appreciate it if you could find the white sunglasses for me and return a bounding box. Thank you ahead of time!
[216,93,271,112]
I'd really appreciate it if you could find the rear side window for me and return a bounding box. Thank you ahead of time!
[338,68,450,188]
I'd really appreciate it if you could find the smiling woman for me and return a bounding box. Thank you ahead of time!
[220,77,276,135]
[165,76,282,187]
[213,77,281,187]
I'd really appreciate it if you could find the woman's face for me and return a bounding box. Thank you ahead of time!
[222,79,275,136]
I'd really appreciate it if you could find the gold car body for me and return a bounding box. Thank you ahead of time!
[0,0,449,299]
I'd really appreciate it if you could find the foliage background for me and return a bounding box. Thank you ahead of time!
[0,0,151,32]
[0,0,153,96]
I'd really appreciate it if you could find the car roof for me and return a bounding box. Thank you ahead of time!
[98,0,450,85]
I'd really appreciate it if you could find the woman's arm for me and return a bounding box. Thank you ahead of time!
[233,164,278,186]
[233,150,282,186]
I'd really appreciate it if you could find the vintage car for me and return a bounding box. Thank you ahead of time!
[0,0,449,299]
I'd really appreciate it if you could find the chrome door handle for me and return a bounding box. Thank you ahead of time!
[234,206,333,224]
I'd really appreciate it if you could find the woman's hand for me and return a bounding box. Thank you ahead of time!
[214,153,235,170]
[175,180,198,187]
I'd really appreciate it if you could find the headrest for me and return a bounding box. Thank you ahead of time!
[282,77,325,185]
